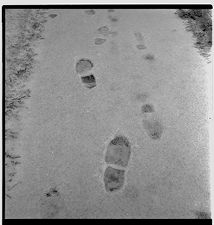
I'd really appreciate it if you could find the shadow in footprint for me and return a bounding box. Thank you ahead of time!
[109,135,130,148]
[103,166,125,193]
[134,32,144,42]
[144,53,155,61]
[108,15,119,22]
[81,74,96,89]
[49,14,58,18]
[105,134,131,168]
[94,38,106,45]
[136,44,147,50]
[141,103,155,114]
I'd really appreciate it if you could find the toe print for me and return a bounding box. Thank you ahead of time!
[109,135,130,148]
[97,26,110,36]
[94,38,106,45]
[141,103,155,113]
[105,135,131,168]
[49,14,58,18]
[75,58,93,75]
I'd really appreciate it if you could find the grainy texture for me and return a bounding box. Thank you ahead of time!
[109,135,130,147]
[175,9,212,61]
[103,166,125,192]
[141,104,155,113]
[5,9,210,219]
[5,8,47,200]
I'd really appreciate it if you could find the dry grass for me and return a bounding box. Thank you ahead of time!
[175,9,212,61]
[5,9,48,198]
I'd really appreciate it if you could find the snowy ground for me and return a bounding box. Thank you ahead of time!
[5,8,211,219]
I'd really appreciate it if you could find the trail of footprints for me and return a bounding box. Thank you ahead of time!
[84,8,155,61]
[102,101,163,194]
[84,8,119,46]
[77,9,162,192]
[75,56,164,193]
[134,32,155,60]
[74,10,120,88]
[18,9,208,218]
[76,9,155,89]
[49,9,151,57]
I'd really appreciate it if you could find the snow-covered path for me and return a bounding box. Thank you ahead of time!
[6,8,211,218]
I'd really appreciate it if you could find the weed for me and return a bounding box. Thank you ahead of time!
[175,9,212,61]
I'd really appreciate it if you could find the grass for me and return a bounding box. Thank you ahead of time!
[175,9,212,61]
[5,9,48,198]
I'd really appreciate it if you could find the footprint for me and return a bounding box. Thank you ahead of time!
[80,74,96,89]
[109,135,130,148]
[134,32,144,42]
[136,44,147,50]
[108,15,119,23]
[142,118,163,140]
[97,25,110,36]
[103,166,126,193]
[49,14,58,18]
[104,135,131,168]
[84,9,96,15]
[94,37,107,45]
[134,32,147,51]
[143,53,155,61]
[96,26,118,41]
[75,58,94,75]
[141,103,155,114]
